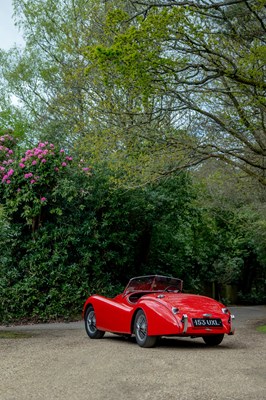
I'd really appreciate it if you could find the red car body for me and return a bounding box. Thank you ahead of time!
[82,275,235,347]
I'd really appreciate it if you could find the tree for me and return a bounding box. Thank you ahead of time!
[84,0,266,186]
[0,0,141,149]
[0,1,108,145]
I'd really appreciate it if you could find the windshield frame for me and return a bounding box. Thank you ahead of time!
[123,275,183,296]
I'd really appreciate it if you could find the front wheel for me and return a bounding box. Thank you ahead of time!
[202,334,224,346]
[134,310,157,348]
[84,306,105,339]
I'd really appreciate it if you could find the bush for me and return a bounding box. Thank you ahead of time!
[0,135,155,322]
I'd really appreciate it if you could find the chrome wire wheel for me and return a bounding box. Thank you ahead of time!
[87,309,97,335]
[134,310,157,348]
[84,306,105,339]
[136,313,147,341]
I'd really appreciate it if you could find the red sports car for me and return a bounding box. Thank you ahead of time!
[82,275,235,348]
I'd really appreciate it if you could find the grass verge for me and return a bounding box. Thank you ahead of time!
[256,325,266,334]
[0,331,33,339]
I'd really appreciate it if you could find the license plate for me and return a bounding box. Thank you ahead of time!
[192,318,222,327]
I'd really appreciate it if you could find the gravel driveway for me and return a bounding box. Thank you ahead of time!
[1,306,266,400]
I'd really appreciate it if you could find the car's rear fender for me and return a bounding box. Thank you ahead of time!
[132,299,181,336]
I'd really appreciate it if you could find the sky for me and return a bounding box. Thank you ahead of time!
[0,0,25,50]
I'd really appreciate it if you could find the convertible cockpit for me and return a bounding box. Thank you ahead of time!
[124,275,183,297]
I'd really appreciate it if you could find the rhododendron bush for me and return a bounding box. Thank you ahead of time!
[0,135,76,230]
[0,134,151,322]
[0,134,100,321]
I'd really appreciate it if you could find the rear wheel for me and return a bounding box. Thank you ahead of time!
[134,310,157,348]
[85,306,105,339]
[202,334,224,346]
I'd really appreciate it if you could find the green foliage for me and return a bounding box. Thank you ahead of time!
[85,1,266,186]
[0,1,265,323]
[192,166,266,303]
[0,134,158,321]
[2,0,265,186]
[0,135,94,321]
[1,133,265,323]
[0,138,76,228]
[238,289,266,306]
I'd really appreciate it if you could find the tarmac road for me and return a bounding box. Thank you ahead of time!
[0,306,266,400]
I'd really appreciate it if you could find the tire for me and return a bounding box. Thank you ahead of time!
[202,334,224,346]
[134,310,157,348]
[84,306,105,339]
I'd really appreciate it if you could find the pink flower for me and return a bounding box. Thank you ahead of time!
[82,167,90,171]
[19,163,25,168]
[54,167,59,172]
[30,179,36,184]
[7,169,14,177]
[66,156,72,161]
[40,197,47,202]
[17,188,21,192]
[34,149,42,156]
[8,149,13,155]
[60,149,65,153]
[61,162,67,167]
[41,159,46,163]
[32,160,37,165]
[6,180,11,184]
[38,143,46,148]
[24,173,33,179]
